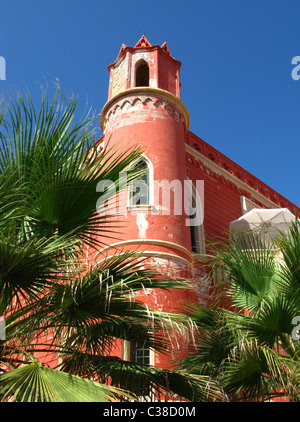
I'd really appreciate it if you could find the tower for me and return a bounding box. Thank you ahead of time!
[98,35,198,368]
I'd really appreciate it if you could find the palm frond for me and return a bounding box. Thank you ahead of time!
[0,86,144,248]
[0,232,80,315]
[59,352,226,402]
[0,358,129,402]
[5,251,191,372]
[220,338,300,401]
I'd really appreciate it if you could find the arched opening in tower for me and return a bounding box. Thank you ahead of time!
[135,61,149,87]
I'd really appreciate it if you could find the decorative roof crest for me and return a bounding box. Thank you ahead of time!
[134,34,152,48]
[160,42,172,57]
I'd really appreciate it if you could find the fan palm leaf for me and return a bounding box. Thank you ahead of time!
[0,86,143,248]
[179,225,300,401]
[0,358,130,402]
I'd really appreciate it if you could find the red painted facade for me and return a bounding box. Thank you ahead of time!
[95,35,299,370]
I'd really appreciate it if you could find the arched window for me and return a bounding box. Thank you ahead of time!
[135,60,149,87]
[187,181,205,254]
[130,157,152,207]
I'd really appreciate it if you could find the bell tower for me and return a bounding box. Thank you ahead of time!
[106,34,182,99]
[99,36,196,366]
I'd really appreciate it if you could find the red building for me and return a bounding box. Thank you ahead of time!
[95,35,298,369]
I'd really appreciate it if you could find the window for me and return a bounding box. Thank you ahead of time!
[129,157,153,208]
[131,159,149,206]
[135,60,149,87]
[123,340,151,366]
[124,341,152,398]
[190,224,197,253]
[130,342,150,366]
[187,181,205,254]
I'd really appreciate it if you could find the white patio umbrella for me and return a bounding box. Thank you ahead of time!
[229,208,297,247]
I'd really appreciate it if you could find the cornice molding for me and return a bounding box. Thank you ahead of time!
[185,144,280,209]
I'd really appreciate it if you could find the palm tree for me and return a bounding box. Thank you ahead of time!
[179,224,300,401]
[0,86,224,402]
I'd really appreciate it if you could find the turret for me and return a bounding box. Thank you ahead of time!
[98,36,196,369]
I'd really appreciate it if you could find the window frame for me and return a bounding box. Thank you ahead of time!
[122,340,154,366]
[128,155,154,211]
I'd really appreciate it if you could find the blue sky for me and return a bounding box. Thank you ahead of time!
[1,0,300,206]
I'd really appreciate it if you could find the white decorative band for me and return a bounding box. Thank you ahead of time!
[94,238,194,262]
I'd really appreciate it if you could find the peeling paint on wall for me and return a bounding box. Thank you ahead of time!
[111,58,127,97]
[136,213,148,239]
